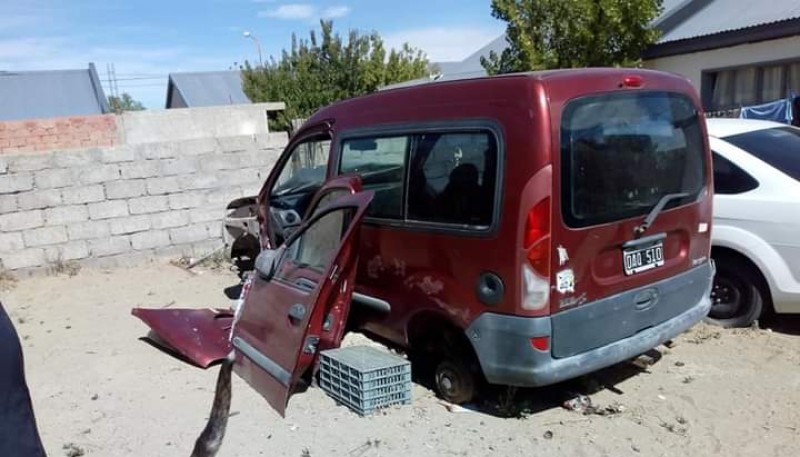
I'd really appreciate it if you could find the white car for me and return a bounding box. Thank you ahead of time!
[707,118,800,327]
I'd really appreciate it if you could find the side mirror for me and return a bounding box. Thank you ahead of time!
[254,248,280,280]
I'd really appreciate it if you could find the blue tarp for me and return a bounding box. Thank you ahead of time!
[740,96,795,124]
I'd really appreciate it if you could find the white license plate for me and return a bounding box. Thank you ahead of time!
[623,242,664,276]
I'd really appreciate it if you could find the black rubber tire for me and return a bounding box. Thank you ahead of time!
[706,257,764,328]
[434,358,476,405]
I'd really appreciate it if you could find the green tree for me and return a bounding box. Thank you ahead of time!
[242,20,430,131]
[482,0,664,74]
[108,92,145,112]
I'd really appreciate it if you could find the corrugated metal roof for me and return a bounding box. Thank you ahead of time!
[433,35,508,79]
[166,71,250,108]
[0,64,109,121]
[658,0,800,43]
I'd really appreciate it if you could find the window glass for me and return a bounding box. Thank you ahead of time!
[273,138,331,196]
[761,65,784,102]
[733,67,758,106]
[408,132,497,226]
[561,92,706,228]
[340,136,408,219]
[712,70,735,109]
[712,152,759,194]
[724,127,800,182]
[276,209,347,278]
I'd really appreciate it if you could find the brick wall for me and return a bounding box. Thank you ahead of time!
[0,133,287,273]
[0,115,119,154]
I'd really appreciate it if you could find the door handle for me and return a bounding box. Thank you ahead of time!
[288,303,307,323]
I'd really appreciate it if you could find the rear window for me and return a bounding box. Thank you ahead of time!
[723,127,800,182]
[561,92,706,228]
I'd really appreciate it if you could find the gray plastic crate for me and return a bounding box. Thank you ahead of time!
[319,346,412,416]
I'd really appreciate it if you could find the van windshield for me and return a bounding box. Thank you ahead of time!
[560,91,706,228]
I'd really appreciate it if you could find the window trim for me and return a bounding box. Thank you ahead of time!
[333,119,505,237]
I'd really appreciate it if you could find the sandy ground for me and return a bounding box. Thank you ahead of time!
[2,262,800,457]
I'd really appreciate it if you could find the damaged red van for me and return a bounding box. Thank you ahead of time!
[135,68,715,412]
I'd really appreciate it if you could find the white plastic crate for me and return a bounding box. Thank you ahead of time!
[319,346,412,416]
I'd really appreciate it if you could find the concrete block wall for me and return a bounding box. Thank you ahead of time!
[0,115,119,154]
[0,132,287,273]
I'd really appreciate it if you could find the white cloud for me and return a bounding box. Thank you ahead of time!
[383,26,504,62]
[259,4,317,20]
[258,3,351,21]
[321,6,350,19]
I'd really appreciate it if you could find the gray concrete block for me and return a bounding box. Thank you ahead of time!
[45,241,90,262]
[34,168,74,189]
[45,205,90,225]
[137,142,179,160]
[88,236,131,257]
[8,154,52,172]
[146,176,182,195]
[199,154,240,172]
[0,195,17,214]
[109,215,151,235]
[218,135,256,153]
[160,157,198,176]
[17,189,62,210]
[192,239,224,258]
[0,232,24,251]
[81,251,154,270]
[119,161,160,179]
[61,185,105,205]
[100,145,136,163]
[23,226,68,247]
[169,224,209,244]
[0,249,45,269]
[154,244,193,259]
[241,182,264,196]
[0,210,44,231]
[150,210,189,229]
[67,220,110,241]
[88,200,129,220]
[0,174,34,194]
[131,230,171,250]
[128,195,168,214]
[238,151,276,168]
[181,174,220,190]
[204,220,224,239]
[53,149,102,168]
[189,208,221,224]
[105,180,146,200]
[206,187,244,205]
[79,164,121,184]
[0,158,7,174]
[179,138,217,156]
[168,191,207,210]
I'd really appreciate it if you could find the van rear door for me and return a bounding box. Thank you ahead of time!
[550,89,711,358]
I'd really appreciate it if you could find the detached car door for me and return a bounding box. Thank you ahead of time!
[132,186,372,416]
[231,190,373,415]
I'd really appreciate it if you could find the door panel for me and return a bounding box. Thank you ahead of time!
[131,308,233,368]
[232,191,373,416]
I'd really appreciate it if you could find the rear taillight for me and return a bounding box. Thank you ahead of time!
[522,198,551,311]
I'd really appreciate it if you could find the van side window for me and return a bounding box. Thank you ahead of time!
[340,136,408,219]
[408,132,497,226]
[273,137,331,197]
[712,151,759,194]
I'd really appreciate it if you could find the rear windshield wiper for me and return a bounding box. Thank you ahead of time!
[634,192,690,237]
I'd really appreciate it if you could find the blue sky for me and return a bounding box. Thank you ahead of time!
[1,0,505,108]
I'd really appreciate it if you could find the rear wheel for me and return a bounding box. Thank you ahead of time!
[706,257,764,328]
[434,358,476,404]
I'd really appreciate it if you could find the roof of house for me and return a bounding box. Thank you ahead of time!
[433,35,508,79]
[0,64,109,121]
[656,0,800,43]
[645,0,800,58]
[165,70,250,108]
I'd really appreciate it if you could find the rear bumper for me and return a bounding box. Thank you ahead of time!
[466,262,714,387]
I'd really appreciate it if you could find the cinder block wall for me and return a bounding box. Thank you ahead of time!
[0,133,287,273]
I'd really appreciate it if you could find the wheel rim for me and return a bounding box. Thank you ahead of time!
[436,363,466,402]
[709,276,745,319]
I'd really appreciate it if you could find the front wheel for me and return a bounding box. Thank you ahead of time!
[706,258,764,328]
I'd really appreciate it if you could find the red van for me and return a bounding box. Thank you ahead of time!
[135,68,715,413]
